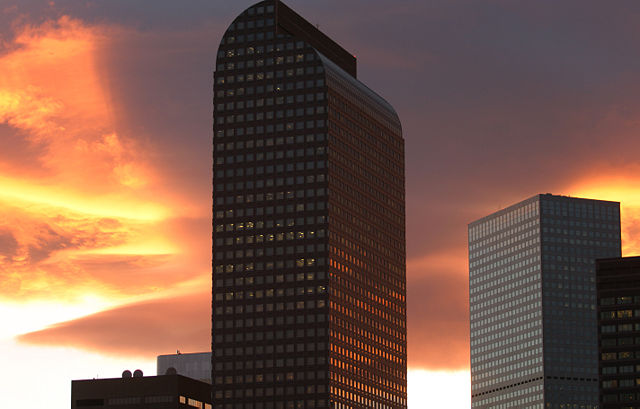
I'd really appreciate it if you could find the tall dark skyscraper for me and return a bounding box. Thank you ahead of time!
[212,2,406,409]
[596,256,640,408]
[469,194,621,409]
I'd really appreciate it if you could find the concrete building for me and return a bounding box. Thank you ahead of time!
[212,1,406,408]
[469,194,621,408]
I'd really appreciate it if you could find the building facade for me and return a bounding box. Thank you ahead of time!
[158,352,212,384]
[212,2,406,409]
[469,194,621,409]
[71,373,211,409]
[597,256,640,408]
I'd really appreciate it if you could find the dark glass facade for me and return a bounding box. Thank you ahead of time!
[212,2,406,409]
[597,256,640,408]
[469,194,621,409]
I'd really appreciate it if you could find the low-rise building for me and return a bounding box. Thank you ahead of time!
[71,371,211,409]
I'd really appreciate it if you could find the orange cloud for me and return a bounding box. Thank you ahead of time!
[403,168,640,372]
[0,16,152,193]
[407,250,469,370]
[407,248,468,278]
[0,16,209,316]
[566,167,640,256]
[0,191,210,303]
[0,202,165,301]
[19,292,211,358]
[1,16,108,129]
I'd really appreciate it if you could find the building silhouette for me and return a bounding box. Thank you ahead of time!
[596,256,640,408]
[71,372,211,409]
[212,1,406,409]
[469,194,621,408]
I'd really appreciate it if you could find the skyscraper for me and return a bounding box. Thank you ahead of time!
[212,2,407,409]
[469,194,621,409]
[596,256,640,408]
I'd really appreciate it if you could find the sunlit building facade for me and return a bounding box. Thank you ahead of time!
[212,1,407,408]
[469,194,621,409]
[597,256,640,408]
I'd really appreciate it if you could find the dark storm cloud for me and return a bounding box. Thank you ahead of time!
[312,0,640,256]
[0,0,238,32]
[289,0,640,370]
[169,0,640,258]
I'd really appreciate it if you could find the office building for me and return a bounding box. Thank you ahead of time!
[158,352,212,384]
[71,371,212,409]
[469,194,621,408]
[597,256,640,408]
[212,1,406,408]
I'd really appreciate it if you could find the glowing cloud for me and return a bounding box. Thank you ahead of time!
[0,16,209,321]
[0,16,153,192]
[19,292,211,358]
[0,175,168,221]
[567,168,640,256]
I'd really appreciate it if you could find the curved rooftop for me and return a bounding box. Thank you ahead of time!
[318,53,401,131]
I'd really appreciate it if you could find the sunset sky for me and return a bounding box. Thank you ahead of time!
[2,1,640,408]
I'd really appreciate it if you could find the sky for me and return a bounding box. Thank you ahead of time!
[1,0,640,408]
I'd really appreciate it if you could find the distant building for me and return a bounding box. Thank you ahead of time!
[157,352,212,384]
[469,194,621,408]
[71,371,211,409]
[597,256,640,408]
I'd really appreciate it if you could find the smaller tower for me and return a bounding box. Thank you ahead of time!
[469,194,621,408]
